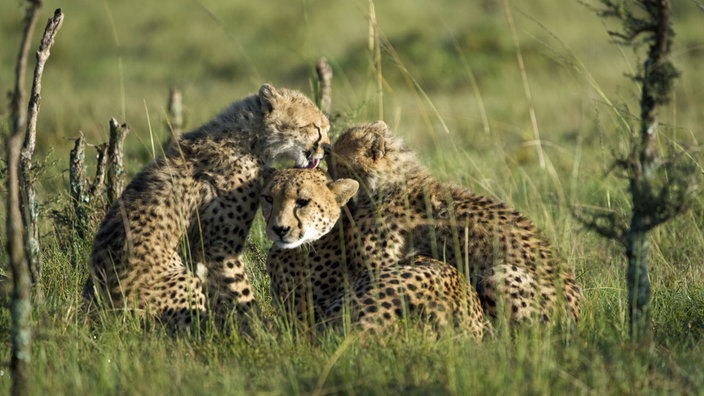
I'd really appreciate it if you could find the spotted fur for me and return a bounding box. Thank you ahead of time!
[330,121,581,325]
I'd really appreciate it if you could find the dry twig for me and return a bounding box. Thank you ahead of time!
[19,8,64,285]
[7,6,63,395]
[9,0,41,136]
[315,57,333,117]
[6,118,31,396]
[90,143,109,198]
[69,134,90,236]
[107,118,130,205]
[167,87,184,135]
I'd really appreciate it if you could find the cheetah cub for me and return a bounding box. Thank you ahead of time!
[261,168,485,337]
[330,121,581,325]
[86,84,329,331]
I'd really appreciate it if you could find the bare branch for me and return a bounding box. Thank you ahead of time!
[5,125,32,396]
[69,133,91,237]
[69,135,88,199]
[315,57,333,117]
[572,206,627,245]
[107,118,130,205]
[90,143,109,198]
[9,0,41,136]
[5,4,46,393]
[167,87,183,135]
[20,8,64,286]
[22,8,64,161]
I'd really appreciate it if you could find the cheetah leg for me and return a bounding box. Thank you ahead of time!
[188,197,259,323]
[197,250,257,323]
[476,264,542,324]
[145,264,208,333]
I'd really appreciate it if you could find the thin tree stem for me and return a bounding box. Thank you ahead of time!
[10,0,41,136]
[167,87,183,135]
[315,57,333,118]
[625,225,652,340]
[107,118,130,206]
[6,131,32,396]
[19,8,64,286]
[69,134,90,238]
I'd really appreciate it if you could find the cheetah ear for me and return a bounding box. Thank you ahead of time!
[329,179,359,206]
[259,83,279,114]
[369,133,386,161]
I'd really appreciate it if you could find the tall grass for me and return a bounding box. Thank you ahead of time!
[1,0,703,394]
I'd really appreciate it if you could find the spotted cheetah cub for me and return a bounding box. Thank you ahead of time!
[330,121,581,324]
[86,84,329,331]
[261,168,485,337]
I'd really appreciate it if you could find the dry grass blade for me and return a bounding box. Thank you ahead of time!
[502,0,545,169]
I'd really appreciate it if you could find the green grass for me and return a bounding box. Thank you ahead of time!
[1,0,704,394]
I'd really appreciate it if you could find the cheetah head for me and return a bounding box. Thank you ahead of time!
[260,168,358,249]
[330,120,418,194]
[259,84,331,168]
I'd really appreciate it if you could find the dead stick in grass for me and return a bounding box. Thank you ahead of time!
[69,134,90,237]
[167,87,184,135]
[107,118,130,206]
[20,8,64,286]
[9,0,41,136]
[70,135,109,237]
[90,142,109,199]
[6,116,32,396]
[315,57,333,117]
[7,7,63,395]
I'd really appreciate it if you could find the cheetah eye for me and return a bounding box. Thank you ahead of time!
[295,198,310,208]
[262,195,273,204]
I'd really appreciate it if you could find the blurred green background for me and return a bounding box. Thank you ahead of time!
[1,0,700,176]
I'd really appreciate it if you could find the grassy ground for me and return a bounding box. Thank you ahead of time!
[1,0,703,394]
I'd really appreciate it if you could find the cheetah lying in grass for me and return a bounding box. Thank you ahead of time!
[330,121,581,325]
[261,168,485,337]
[86,84,330,331]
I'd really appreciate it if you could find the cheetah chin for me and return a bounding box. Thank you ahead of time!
[273,240,305,249]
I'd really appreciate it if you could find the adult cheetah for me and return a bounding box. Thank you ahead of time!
[330,121,581,324]
[261,168,485,337]
[85,84,330,331]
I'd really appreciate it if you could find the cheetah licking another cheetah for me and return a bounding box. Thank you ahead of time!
[86,84,329,332]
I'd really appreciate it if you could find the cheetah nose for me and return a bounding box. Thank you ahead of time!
[272,225,290,238]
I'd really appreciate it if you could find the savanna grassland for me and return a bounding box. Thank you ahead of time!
[1,0,703,394]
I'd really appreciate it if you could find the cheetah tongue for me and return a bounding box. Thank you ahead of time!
[306,158,320,169]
